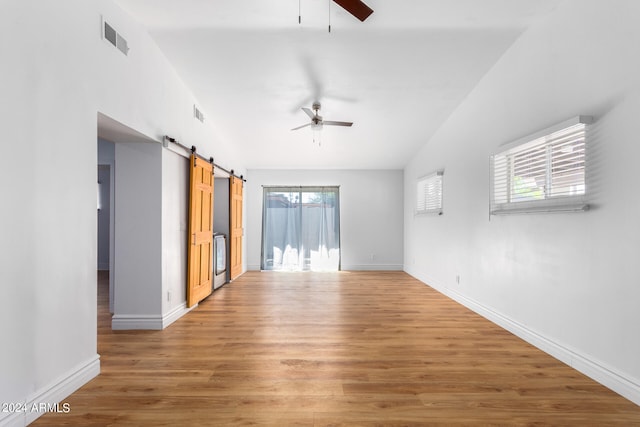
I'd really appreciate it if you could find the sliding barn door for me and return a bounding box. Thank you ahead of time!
[229,176,243,280]
[187,155,214,307]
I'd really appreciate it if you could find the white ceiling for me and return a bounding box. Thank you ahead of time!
[115,0,561,170]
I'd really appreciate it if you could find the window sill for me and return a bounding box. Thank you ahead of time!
[415,210,443,216]
[490,199,589,215]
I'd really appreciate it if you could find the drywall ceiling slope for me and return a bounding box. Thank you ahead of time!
[115,0,560,169]
[98,113,158,144]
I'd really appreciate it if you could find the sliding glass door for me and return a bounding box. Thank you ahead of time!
[261,186,340,271]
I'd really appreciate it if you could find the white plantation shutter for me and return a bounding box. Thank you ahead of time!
[416,171,443,214]
[549,126,586,197]
[491,116,592,214]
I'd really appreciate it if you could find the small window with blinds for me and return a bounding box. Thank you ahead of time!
[416,171,443,215]
[490,116,592,215]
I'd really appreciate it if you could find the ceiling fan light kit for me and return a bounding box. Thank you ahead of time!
[291,102,353,131]
[291,102,353,145]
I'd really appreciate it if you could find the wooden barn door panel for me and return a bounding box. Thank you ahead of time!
[229,176,243,280]
[187,155,213,307]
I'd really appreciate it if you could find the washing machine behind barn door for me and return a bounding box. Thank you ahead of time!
[213,233,227,289]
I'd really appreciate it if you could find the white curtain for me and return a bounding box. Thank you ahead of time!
[262,187,340,271]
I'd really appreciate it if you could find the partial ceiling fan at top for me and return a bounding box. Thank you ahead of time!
[333,0,374,22]
[298,0,374,31]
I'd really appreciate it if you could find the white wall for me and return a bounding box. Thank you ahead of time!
[161,148,190,317]
[111,141,217,329]
[113,141,162,321]
[0,1,245,425]
[246,169,404,271]
[404,0,640,405]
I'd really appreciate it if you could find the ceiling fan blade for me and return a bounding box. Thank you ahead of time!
[323,120,353,127]
[291,123,312,131]
[302,107,315,119]
[333,0,373,22]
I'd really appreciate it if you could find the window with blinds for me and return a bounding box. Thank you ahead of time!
[416,171,443,215]
[490,116,592,214]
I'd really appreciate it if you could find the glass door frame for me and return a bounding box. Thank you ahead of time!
[260,185,341,271]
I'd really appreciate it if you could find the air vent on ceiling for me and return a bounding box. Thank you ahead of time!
[102,18,129,56]
[194,105,204,123]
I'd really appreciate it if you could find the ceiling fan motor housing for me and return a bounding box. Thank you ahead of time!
[291,102,352,131]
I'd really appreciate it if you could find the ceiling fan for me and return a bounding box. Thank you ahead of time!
[291,102,353,132]
[333,0,374,22]
[297,0,373,32]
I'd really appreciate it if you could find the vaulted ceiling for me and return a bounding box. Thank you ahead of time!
[115,0,561,169]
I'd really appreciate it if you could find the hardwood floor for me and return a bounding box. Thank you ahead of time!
[35,271,640,426]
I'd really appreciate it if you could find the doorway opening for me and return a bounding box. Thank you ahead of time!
[214,176,231,285]
[261,186,340,272]
[97,164,113,329]
[97,112,164,325]
[97,137,115,313]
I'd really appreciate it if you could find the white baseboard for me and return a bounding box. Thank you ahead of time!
[0,356,101,426]
[404,267,640,407]
[112,303,195,330]
[248,264,403,272]
[0,412,21,427]
[112,313,163,330]
[341,264,403,271]
[161,302,192,329]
